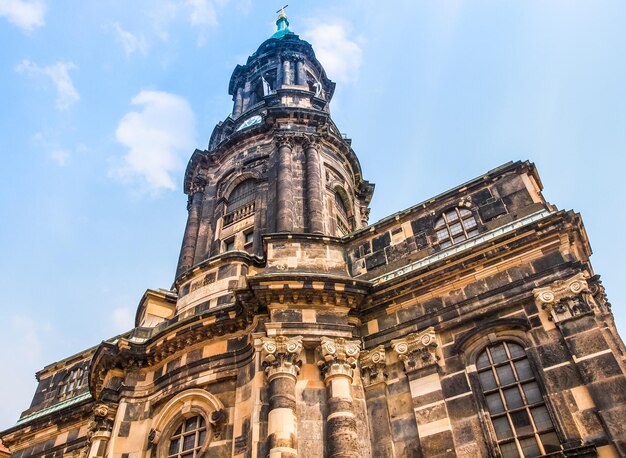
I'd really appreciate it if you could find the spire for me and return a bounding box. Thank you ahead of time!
[271,5,291,39]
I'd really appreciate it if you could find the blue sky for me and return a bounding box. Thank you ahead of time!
[1,0,625,429]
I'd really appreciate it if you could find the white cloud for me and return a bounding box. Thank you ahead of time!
[113,90,196,193]
[15,59,79,110]
[303,21,363,84]
[0,0,45,32]
[112,307,135,333]
[50,150,69,166]
[112,22,148,57]
[186,0,217,27]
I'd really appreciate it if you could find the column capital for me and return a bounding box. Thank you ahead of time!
[303,134,320,150]
[533,272,590,322]
[189,175,207,195]
[359,345,387,386]
[275,135,294,149]
[391,327,439,373]
[261,335,303,381]
[317,337,361,381]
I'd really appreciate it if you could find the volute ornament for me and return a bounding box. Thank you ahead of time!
[317,337,361,381]
[391,327,439,372]
[533,272,591,322]
[359,345,387,386]
[261,335,303,381]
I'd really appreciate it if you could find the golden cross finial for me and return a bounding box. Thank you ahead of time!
[276,4,288,16]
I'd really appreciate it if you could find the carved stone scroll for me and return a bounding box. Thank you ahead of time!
[533,272,590,322]
[359,345,386,386]
[391,327,439,373]
[261,335,303,381]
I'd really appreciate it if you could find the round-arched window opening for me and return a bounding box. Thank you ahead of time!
[167,415,207,457]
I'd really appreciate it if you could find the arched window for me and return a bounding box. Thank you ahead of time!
[224,180,256,226]
[167,415,207,458]
[58,367,84,398]
[435,207,478,248]
[476,341,560,457]
[335,192,350,236]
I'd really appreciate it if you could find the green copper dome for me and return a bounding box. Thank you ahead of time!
[271,12,291,39]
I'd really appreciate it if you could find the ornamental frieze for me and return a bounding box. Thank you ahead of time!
[261,335,304,380]
[391,327,439,373]
[533,272,591,322]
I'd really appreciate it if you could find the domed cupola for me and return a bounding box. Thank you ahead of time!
[225,9,336,124]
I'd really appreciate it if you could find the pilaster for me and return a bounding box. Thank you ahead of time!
[534,273,626,454]
[391,327,455,457]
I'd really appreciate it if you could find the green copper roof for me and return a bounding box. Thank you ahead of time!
[271,13,291,39]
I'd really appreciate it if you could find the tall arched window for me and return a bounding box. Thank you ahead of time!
[335,192,350,236]
[476,341,560,457]
[223,180,256,226]
[167,415,207,457]
[435,207,478,248]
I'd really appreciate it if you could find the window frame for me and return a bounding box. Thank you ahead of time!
[473,340,563,457]
[434,206,479,248]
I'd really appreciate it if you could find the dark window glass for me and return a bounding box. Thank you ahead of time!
[479,370,497,390]
[167,415,207,458]
[476,341,560,457]
[228,180,256,212]
[503,387,524,409]
[499,441,519,458]
[496,364,516,385]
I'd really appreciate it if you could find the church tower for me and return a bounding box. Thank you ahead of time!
[3,11,626,458]
[175,10,373,278]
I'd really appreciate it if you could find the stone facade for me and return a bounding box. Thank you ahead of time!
[2,12,626,458]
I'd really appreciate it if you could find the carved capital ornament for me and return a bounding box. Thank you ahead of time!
[533,272,590,322]
[391,327,439,373]
[261,335,303,381]
[317,336,361,381]
[359,345,387,386]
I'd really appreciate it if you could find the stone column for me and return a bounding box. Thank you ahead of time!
[262,335,304,458]
[303,137,324,234]
[193,182,216,265]
[317,337,361,458]
[275,137,294,232]
[282,59,292,85]
[234,87,244,117]
[175,176,206,278]
[391,327,454,456]
[296,59,306,87]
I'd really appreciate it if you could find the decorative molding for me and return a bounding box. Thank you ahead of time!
[261,335,304,381]
[359,345,387,386]
[391,327,439,373]
[317,337,361,381]
[533,272,590,322]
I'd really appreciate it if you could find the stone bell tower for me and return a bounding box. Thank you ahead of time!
[175,10,374,280]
